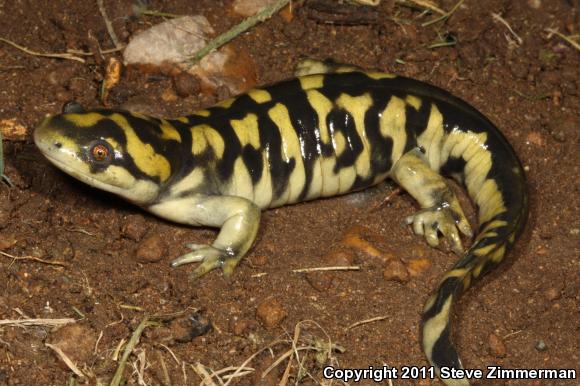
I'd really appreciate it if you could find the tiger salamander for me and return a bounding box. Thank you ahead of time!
[34,60,528,386]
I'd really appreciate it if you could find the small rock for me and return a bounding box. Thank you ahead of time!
[525,132,546,147]
[535,340,547,352]
[0,234,17,250]
[161,87,178,103]
[382,259,410,283]
[488,333,507,358]
[173,72,201,97]
[527,0,541,9]
[256,298,286,329]
[406,258,431,277]
[134,233,167,263]
[170,312,212,343]
[48,324,97,366]
[0,118,28,141]
[545,287,561,301]
[305,272,334,292]
[232,0,278,17]
[55,89,73,103]
[248,254,269,267]
[324,250,356,266]
[231,319,253,336]
[121,215,149,241]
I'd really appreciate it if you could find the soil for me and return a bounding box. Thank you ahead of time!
[0,1,578,385]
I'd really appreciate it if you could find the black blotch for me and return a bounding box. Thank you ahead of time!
[242,145,263,184]
[327,107,363,172]
[430,325,462,369]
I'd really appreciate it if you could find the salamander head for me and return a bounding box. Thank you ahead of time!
[34,110,164,205]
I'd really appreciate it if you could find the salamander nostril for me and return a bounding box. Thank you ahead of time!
[54,142,62,149]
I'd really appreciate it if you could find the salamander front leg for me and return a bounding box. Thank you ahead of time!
[392,148,472,254]
[148,194,261,280]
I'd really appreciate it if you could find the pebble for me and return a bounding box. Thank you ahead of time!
[406,258,432,277]
[48,324,97,366]
[488,333,507,358]
[231,318,254,336]
[232,0,278,17]
[545,287,561,301]
[134,233,167,263]
[525,131,546,147]
[121,215,149,241]
[305,272,334,292]
[248,254,269,267]
[256,298,286,329]
[535,340,547,352]
[324,250,356,266]
[173,72,201,98]
[382,259,410,283]
[169,312,212,343]
[0,234,17,250]
[549,116,575,143]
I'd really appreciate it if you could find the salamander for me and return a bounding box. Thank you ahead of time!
[34,60,528,386]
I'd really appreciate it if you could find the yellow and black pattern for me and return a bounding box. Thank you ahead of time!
[34,66,528,386]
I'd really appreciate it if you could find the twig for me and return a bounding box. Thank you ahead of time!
[97,0,122,49]
[46,343,86,378]
[66,227,95,236]
[292,266,361,273]
[492,13,523,46]
[0,37,85,63]
[545,28,580,51]
[192,363,219,386]
[0,251,67,267]
[422,0,464,27]
[0,318,75,327]
[188,0,291,64]
[396,0,445,15]
[346,316,388,330]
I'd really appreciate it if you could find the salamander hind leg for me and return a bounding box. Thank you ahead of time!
[148,194,261,280]
[392,148,472,254]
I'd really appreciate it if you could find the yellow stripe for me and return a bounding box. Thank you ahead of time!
[336,93,373,179]
[191,124,225,158]
[299,74,324,90]
[65,112,106,127]
[379,96,407,165]
[268,103,306,204]
[230,113,260,148]
[248,89,272,104]
[405,95,422,110]
[159,119,182,142]
[109,113,171,182]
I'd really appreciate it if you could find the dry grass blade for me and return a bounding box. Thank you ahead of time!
[0,37,85,62]
[346,316,388,330]
[110,317,159,386]
[45,343,87,378]
[0,318,75,327]
[397,0,446,15]
[96,0,122,49]
[545,28,580,51]
[492,13,523,45]
[192,363,220,386]
[292,266,360,273]
[422,0,464,27]
[189,0,291,64]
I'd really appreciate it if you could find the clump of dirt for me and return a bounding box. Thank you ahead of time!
[0,0,578,385]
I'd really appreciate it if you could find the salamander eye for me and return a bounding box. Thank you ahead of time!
[88,141,113,164]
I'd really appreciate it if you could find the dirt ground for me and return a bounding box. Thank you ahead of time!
[0,0,578,385]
